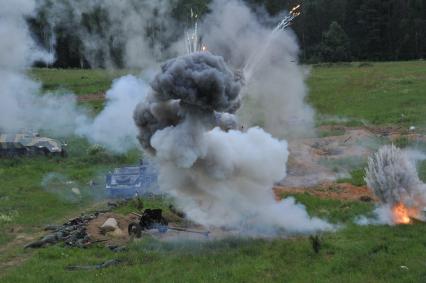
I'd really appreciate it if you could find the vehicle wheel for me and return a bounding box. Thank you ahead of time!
[128,222,142,238]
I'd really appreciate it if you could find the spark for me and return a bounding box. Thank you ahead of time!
[185,9,206,54]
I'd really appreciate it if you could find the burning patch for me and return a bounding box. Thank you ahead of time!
[364,144,426,225]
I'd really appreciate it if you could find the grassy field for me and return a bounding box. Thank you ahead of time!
[3,195,426,283]
[309,61,426,126]
[1,61,426,282]
[29,68,132,95]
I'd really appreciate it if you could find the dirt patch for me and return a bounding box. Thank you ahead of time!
[86,212,139,246]
[77,92,105,102]
[274,183,376,202]
[283,127,378,187]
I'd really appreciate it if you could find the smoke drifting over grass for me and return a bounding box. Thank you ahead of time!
[0,0,84,136]
[77,75,149,152]
[0,1,150,152]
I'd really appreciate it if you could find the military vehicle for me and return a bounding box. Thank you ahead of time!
[0,130,66,157]
[105,160,158,198]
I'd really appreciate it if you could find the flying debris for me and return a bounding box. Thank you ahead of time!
[275,4,301,31]
[185,9,208,54]
[243,4,302,82]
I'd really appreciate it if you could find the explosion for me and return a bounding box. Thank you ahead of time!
[133,51,332,234]
[365,144,426,225]
[392,203,412,224]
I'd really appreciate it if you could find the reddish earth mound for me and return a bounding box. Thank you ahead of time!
[274,183,377,202]
[77,92,105,102]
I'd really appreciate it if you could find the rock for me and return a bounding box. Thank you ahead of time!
[71,188,81,196]
[100,218,119,233]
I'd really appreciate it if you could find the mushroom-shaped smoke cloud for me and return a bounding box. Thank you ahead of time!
[134,52,332,234]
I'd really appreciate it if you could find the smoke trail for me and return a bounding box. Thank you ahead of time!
[359,145,426,225]
[134,51,332,234]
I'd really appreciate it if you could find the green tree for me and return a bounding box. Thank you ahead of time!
[320,21,350,62]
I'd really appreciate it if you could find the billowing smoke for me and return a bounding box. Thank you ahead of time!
[77,75,149,152]
[360,145,426,225]
[0,0,86,136]
[201,0,315,139]
[0,1,152,152]
[134,51,332,234]
[37,0,180,68]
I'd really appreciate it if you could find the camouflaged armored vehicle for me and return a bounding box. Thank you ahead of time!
[0,130,66,157]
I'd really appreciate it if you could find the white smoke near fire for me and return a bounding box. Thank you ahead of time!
[357,145,426,225]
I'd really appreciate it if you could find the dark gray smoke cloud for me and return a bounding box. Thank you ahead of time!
[151,52,241,113]
[134,51,332,234]
[134,52,242,154]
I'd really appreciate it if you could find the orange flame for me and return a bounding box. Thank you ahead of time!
[392,203,412,224]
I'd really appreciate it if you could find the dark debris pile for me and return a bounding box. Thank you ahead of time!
[24,213,102,249]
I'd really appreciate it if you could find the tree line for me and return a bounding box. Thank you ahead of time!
[29,0,425,68]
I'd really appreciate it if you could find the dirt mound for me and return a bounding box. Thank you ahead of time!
[86,212,139,245]
[77,92,105,102]
[274,183,377,202]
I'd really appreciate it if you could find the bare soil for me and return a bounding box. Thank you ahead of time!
[77,92,105,102]
[274,183,376,202]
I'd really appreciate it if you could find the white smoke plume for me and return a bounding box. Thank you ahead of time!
[0,0,86,136]
[201,0,315,139]
[0,1,153,152]
[37,0,180,69]
[134,51,332,234]
[77,75,149,152]
[361,144,426,225]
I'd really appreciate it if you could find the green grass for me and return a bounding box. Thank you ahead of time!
[3,195,426,283]
[0,137,140,246]
[29,68,132,95]
[2,61,426,281]
[337,169,366,187]
[309,61,426,126]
